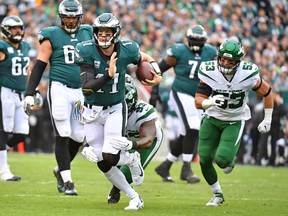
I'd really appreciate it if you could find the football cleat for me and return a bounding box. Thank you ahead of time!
[180,162,200,184]
[206,193,225,206]
[124,195,144,210]
[223,158,235,174]
[53,167,65,193]
[107,186,121,204]
[129,152,144,186]
[155,161,174,182]
[64,181,78,196]
[0,165,21,181]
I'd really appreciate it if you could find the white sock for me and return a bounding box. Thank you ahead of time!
[104,166,138,199]
[182,154,193,163]
[60,170,72,183]
[210,181,222,194]
[116,151,133,166]
[167,153,178,162]
[0,150,8,168]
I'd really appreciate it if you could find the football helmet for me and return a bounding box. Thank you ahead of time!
[0,15,24,43]
[217,39,245,74]
[58,0,83,34]
[93,13,122,49]
[186,25,207,52]
[125,83,138,116]
[125,74,134,85]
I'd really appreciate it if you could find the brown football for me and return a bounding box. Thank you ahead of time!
[136,61,153,82]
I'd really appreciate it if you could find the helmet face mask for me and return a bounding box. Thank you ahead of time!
[1,15,24,44]
[93,13,122,49]
[58,0,83,34]
[186,25,207,52]
[217,39,245,74]
[125,83,138,116]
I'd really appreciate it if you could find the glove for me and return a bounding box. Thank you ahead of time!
[149,85,161,107]
[34,90,43,107]
[24,95,35,115]
[110,136,135,151]
[81,144,98,163]
[202,94,225,109]
[258,120,271,133]
[257,108,273,133]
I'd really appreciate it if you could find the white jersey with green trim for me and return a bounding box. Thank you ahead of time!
[198,60,260,121]
[126,100,161,141]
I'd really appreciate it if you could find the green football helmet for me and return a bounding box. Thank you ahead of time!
[125,83,138,116]
[58,0,83,34]
[93,13,122,49]
[217,39,245,74]
[186,25,207,52]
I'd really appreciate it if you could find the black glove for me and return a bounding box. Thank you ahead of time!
[149,85,161,107]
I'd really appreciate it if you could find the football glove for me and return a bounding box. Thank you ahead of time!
[258,108,273,133]
[110,136,134,151]
[24,95,34,115]
[202,94,225,109]
[81,144,98,163]
[34,90,43,107]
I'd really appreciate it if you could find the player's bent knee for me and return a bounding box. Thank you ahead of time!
[215,155,230,168]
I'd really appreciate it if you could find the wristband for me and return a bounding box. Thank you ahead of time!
[150,61,161,76]
[132,141,138,149]
[263,108,273,122]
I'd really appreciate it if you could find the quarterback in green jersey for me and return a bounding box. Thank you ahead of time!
[0,15,30,182]
[75,13,162,210]
[107,81,163,204]
[154,25,217,184]
[24,0,93,196]
[195,39,274,206]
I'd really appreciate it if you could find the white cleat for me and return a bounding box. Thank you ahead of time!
[206,193,224,206]
[223,166,234,174]
[124,195,144,210]
[129,152,144,186]
[0,165,21,181]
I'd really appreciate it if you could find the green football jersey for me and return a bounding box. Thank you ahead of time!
[75,39,141,106]
[168,43,217,96]
[38,25,93,88]
[0,40,30,91]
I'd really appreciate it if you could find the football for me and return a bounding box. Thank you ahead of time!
[136,61,153,82]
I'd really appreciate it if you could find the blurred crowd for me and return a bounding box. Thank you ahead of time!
[2,0,288,165]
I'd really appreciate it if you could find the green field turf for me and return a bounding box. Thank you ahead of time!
[0,153,287,216]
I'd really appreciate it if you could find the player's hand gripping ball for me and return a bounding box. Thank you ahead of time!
[136,61,153,82]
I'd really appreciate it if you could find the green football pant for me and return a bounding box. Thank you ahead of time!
[198,116,245,185]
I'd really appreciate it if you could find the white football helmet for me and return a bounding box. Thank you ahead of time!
[1,15,24,43]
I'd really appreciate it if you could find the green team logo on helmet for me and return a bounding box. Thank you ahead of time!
[125,83,138,116]
[217,39,245,74]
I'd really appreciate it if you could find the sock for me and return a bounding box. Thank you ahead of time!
[210,181,222,194]
[182,153,193,163]
[0,150,8,168]
[104,166,138,199]
[167,153,178,162]
[60,170,72,183]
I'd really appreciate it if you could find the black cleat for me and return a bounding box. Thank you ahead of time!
[108,186,121,204]
[6,175,21,181]
[155,160,174,182]
[180,162,200,184]
[64,181,78,196]
[53,168,64,193]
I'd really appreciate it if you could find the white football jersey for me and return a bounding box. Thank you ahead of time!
[198,60,260,121]
[126,100,162,141]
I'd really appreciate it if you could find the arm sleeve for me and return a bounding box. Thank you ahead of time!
[80,63,112,96]
[26,60,47,96]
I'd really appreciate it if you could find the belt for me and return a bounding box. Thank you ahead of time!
[84,103,113,110]
[63,84,79,89]
[11,89,24,94]
[50,81,79,89]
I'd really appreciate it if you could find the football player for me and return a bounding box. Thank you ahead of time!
[152,25,217,183]
[0,15,30,181]
[74,13,161,210]
[107,82,163,204]
[24,0,93,195]
[195,39,274,206]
